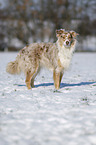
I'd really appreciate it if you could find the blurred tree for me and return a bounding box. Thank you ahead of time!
[0,0,96,51]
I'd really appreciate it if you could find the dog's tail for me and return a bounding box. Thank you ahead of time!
[6,60,21,75]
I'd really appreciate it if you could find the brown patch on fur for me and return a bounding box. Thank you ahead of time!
[71,40,75,47]
[45,46,49,52]
[70,31,79,37]
[26,44,29,47]
[42,44,49,52]
[40,46,44,51]
[34,46,44,59]
[22,49,25,53]
[68,34,72,39]
[56,29,65,36]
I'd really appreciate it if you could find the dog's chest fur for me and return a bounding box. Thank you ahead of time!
[58,44,74,70]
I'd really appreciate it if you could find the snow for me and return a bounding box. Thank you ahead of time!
[0,52,96,145]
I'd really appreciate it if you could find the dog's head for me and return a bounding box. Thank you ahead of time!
[56,29,79,48]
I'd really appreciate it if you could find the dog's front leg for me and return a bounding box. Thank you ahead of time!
[60,72,63,84]
[53,70,60,90]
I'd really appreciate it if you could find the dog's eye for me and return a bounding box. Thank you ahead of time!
[68,36,72,39]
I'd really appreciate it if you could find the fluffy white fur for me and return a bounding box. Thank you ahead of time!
[57,40,76,70]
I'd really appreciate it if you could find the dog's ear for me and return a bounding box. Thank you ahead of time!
[56,29,65,37]
[70,31,79,37]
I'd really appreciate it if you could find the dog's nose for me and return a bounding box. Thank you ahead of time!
[66,41,69,45]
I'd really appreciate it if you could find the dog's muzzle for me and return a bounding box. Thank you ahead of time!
[64,40,71,48]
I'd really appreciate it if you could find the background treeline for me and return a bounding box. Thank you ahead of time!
[0,0,96,51]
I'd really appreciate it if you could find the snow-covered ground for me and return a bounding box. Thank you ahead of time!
[0,52,96,145]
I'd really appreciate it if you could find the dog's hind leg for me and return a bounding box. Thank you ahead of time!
[31,77,35,88]
[30,73,37,88]
[30,66,40,88]
[25,65,39,89]
[25,71,34,89]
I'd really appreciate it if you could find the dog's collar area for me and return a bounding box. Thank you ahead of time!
[64,45,71,49]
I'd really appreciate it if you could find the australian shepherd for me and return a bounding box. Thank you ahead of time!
[6,29,78,90]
